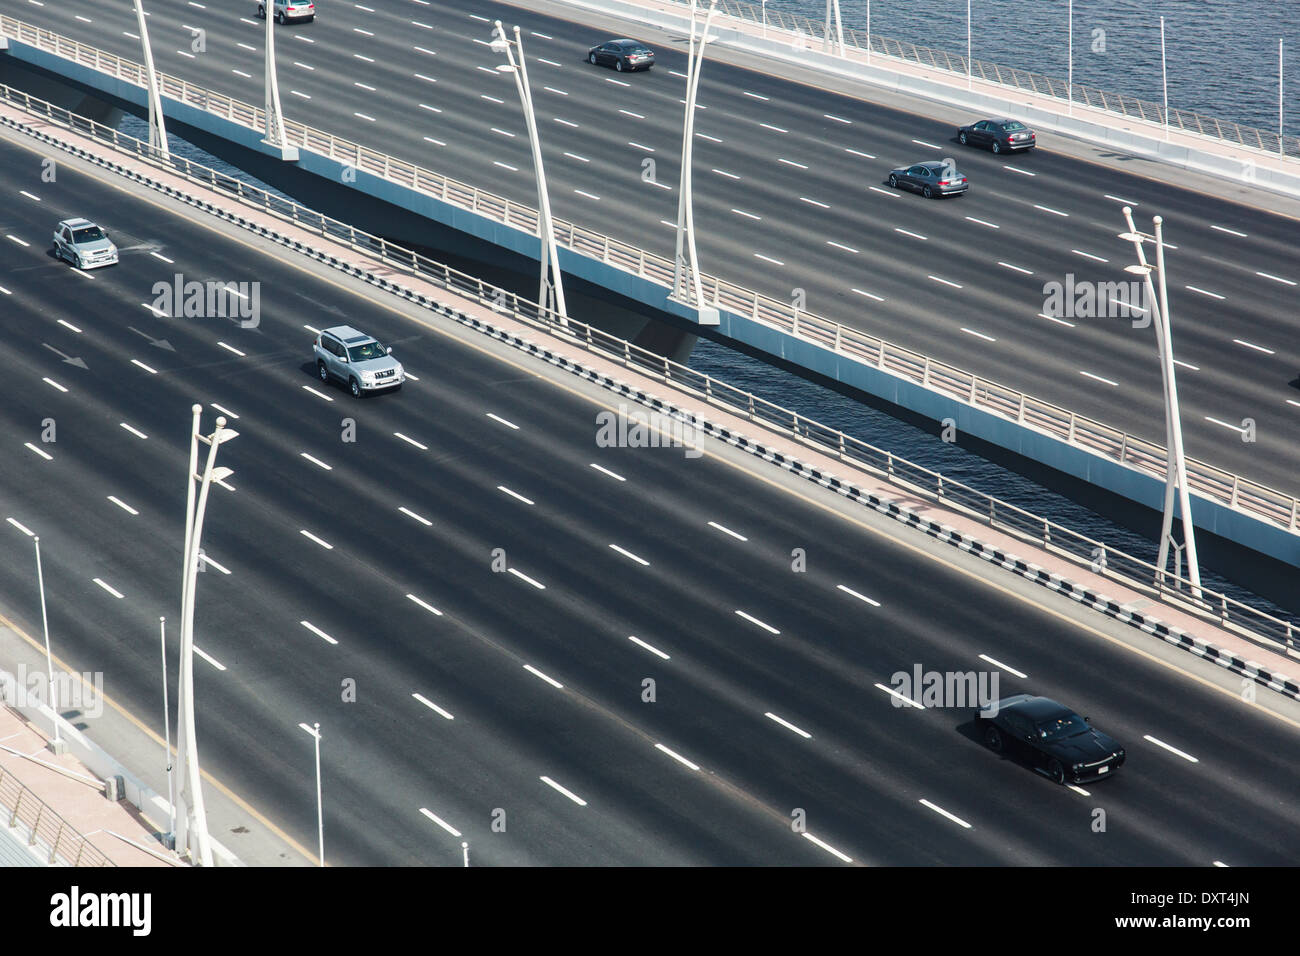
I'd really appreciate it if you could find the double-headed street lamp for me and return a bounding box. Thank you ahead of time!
[491,20,568,325]
[1118,210,1202,598]
[262,0,294,157]
[671,0,721,326]
[175,405,238,866]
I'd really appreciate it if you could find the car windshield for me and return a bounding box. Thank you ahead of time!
[1037,713,1089,741]
[347,341,387,362]
[72,227,106,243]
[1001,121,1026,131]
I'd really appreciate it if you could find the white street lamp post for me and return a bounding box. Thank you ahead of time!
[1281,38,1285,154]
[299,722,324,866]
[1119,209,1202,597]
[967,0,972,90]
[1067,0,1073,116]
[823,0,845,57]
[263,0,288,152]
[672,0,721,325]
[33,536,62,754]
[133,0,169,160]
[1160,16,1169,139]
[159,616,175,849]
[493,21,567,326]
[175,405,238,866]
[762,0,767,40]
[867,0,871,63]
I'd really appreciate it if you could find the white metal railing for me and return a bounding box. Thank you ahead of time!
[1,19,1297,539]
[0,765,114,866]
[700,0,1300,160]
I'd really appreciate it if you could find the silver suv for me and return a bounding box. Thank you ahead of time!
[314,326,404,397]
[257,1,315,23]
[53,218,118,270]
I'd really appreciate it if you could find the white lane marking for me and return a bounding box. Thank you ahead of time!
[851,288,884,301]
[217,341,245,357]
[998,261,1033,275]
[93,578,124,599]
[415,73,438,84]
[490,126,515,138]
[1033,203,1067,216]
[961,327,997,343]
[231,69,252,78]
[895,227,927,240]
[1104,194,1139,205]
[537,58,562,67]
[824,113,851,124]
[655,743,699,770]
[627,142,654,152]
[120,423,148,440]
[294,61,315,70]
[524,664,562,689]
[927,274,961,288]
[1004,165,1035,176]
[1210,224,1247,237]
[107,496,138,516]
[406,593,443,617]
[497,486,535,505]
[6,518,34,536]
[1173,359,1199,372]
[1232,338,1274,354]
[1143,734,1198,763]
[670,69,688,78]
[1072,249,1108,263]
[1079,370,1119,387]
[911,138,940,149]
[744,90,770,101]
[19,190,40,201]
[800,196,829,208]
[412,693,454,720]
[300,452,332,471]
[919,799,972,829]
[825,240,859,254]
[802,832,852,863]
[423,136,446,146]
[42,378,67,394]
[25,443,53,461]
[754,253,784,266]
[394,432,428,450]
[845,147,875,159]
[1039,311,1076,327]
[58,319,82,332]
[629,636,669,660]
[1205,416,1247,434]
[1213,861,1229,867]
[6,235,30,247]
[696,132,722,143]
[1068,784,1091,796]
[836,584,880,607]
[732,208,762,220]
[354,81,376,91]
[765,712,812,738]
[531,31,553,39]
[300,529,333,550]
[399,506,433,527]
[609,543,649,566]
[735,610,780,634]
[1288,399,1300,409]
[302,385,334,402]
[874,683,925,708]
[964,216,999,229]
[978,653,1027,679]
[419,808,461,837]
[1185,285,1225,300]
[708,521,747,541]
[590,463,626,482]
[574,189,601,201]
[193,646,226,671]
[712,168,740,179]
[539,776,586,806]
[763,124,789,134]
[619,109,645,119]
[486,412,519,430]
[553,118,579,128]
[1256,271,1296,285]
[414,45,437,56]
[508,568,546,590]
[418,103,440,113]
[493,162,518,171]
[300,620,338,645]
[0,285,12,294]
[149,252,174,264]
[777,157,807,168]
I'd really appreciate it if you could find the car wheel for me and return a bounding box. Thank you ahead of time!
[616,59,624,72]
[74,254,83,270]
[1047,758,1066,785]
[349,377,362,398]
[888,174,899,188]
[589,53,598,65]
[959,131,968,145]
[922,185,934,199]
[984,725,1003,753]
[991,140,1002,154]
[317,360,329,383]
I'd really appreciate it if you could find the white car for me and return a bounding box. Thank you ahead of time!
[257,1,315,23]
[53,218,118,270]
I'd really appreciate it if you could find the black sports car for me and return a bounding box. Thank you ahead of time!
[974,694,1125,784]
[587,39,655,72]
[957,118,1036,153]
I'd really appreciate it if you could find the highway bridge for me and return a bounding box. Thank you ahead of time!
[2,91,1300,867]
[2,0,1299,576]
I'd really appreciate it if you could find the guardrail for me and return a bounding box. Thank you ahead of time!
[701,0,1300,160]
[6,80,1296,656]
[2,13,1296,541]
[0,765,114,866]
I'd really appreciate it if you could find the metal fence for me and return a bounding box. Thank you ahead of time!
[2,13,1296,541]
[1,32,1298,652]
[702,0,1300,159]
[0,766,114,866]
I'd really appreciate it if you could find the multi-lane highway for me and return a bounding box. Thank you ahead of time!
[9,0,1300,500]
[1,119,1298,865]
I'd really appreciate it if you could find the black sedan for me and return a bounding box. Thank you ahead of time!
[974,694,1125,784]
[958,118,1036,153]
[587,39,655,72]
[887,161,968,198]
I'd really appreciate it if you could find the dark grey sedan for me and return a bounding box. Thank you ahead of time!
[958,118,1036,153]
[887,161,968,198]
[587,39,655,72]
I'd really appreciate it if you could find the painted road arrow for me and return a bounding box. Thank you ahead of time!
[41,343,88,369]
[127,325,176,351]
